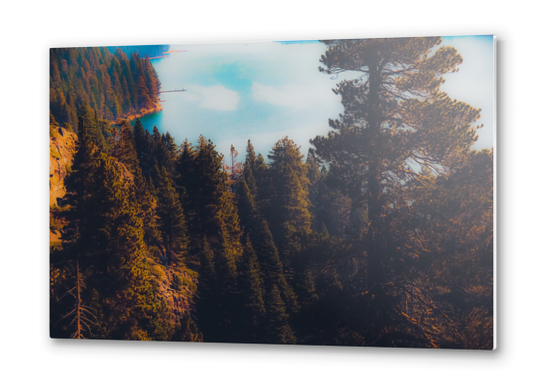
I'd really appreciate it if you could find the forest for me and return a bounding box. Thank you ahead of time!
[49,38,493,349]
[50,46,161,127]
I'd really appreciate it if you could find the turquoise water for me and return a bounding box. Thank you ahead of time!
[132,41,346,160]
[135,38,493,160]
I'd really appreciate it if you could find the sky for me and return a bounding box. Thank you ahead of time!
[139,36,494,160]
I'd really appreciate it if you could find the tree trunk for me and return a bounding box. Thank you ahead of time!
[366,61,383,289]
[74,262,84,339]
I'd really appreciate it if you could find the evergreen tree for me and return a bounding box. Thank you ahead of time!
[156,167,188,266]
[256,220,298,313]
[162,131,178,173]
[253,153,270,208]
[265,284,296,344]
[195,237,219,340]
[137,75,153,110]
[236,174,259,233]
[227,144,242,188]
[57,115,160,339]
[267,137,311,235]
[314,37,481,288]
[115,119,161,247]
[132,118,154,180]
[237,239,266,342]
[265,137,312,269]
[245,139,257,169]
[115,120,139,175]
[311,36,484,346]
[80,154,159,340]
[178,135,243,260]
[77,104,106,151]
[175,138,196,221]
[242,161,259,203]
[213,232,239,340]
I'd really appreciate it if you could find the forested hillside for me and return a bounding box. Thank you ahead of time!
[50,47,160,127]
[49,38,493,348]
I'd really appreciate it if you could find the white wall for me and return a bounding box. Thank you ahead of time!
[1,1,538,382]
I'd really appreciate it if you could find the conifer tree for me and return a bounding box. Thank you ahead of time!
[253,153,270,207]
[256,220,298,313]
[176,138,196,181]
[236,174,259,233]
[133,118,154,181]
[115,121,139,175]
[162,131,178,173]
[265,137,312,269]
[137,75,153,110]
[237,239,266,342]
[77,104,106,151]
[265,284,296,344]
[227,144,242,187]
[314,37,481,288]
[175,139,196,230]
[115,119,161,247]
[54,261,96,339]
[213,232,239,340]
[178,135,243,261]
[195,237,219,340]
[156,166,188,266]
[311,36,485,346]
[245,139,257,169]
[59,117,160,340]
[267,137,311,235]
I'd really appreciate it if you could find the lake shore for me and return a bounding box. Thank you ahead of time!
[114,101,162,125]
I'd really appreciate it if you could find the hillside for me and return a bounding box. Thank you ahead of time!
[49,125,77,243]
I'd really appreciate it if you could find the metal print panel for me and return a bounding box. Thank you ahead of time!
[49,36,495,349]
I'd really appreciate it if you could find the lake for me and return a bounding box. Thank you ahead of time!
[135,38,493,160]
[133,41,347,160]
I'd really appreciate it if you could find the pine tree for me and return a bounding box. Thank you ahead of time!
[83,154,159,340]
[178,135,243,260]
[137,75,153,110]
[228,144,242,187]
[314,37,481,288]
[237,239,266,342]
[162,131,178,172]
[155,166,188,266]
[213,232,239,340]
[77,104,106,151]
[57,112,162,339]
[133,118,154,180]
[265,284,296,344]
[236,174,259,233]
[242,162,258,202]
[115,120,139,175]
[54,261,96,339]
[311,36,485,347]
[256,220,298,313]
[265,137,312,269]
[267,137,311,235]
[253,153,270,208]
[175,138,195,195]
[195,237,219,341]
[245,139,257,169]
[115,119,161,247]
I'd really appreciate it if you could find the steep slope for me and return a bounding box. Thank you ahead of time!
[50,126,77,244]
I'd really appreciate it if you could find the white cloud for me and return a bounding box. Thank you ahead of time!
[183,85,240,111]
[251,82,332,111]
